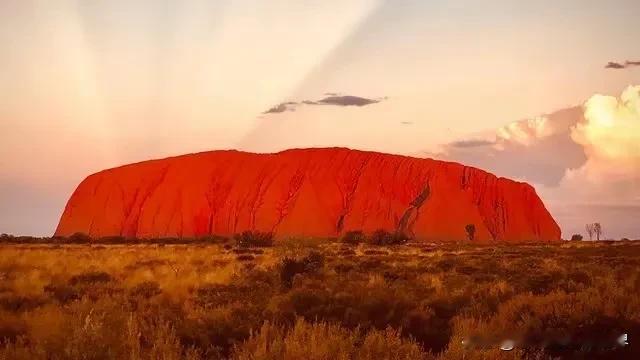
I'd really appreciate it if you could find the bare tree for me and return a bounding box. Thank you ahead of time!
[593,222,603,241]
[585,223,595,241]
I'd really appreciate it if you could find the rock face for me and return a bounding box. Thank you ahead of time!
[55,148,561,242]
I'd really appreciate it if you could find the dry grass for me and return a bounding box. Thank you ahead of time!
[0,240,639,359]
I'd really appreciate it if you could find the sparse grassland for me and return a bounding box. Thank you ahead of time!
[0,240,639,359]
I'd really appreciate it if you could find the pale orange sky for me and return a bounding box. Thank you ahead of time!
[1,0,639,237]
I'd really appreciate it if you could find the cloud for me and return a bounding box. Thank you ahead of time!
[605,61,626,69]
[434,106,586,187]
[262,94,384,115]
[563,85,640,188]
[316,95,380,106]
[448,139,495,148]
[495,115,556,147]
[541,86,640,238]
[262,102,298,114]
[433,87,640,238]
[605,60,640,69]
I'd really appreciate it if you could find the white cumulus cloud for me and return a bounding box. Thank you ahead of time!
[541,85,640,238]
[566,85,640,185]
[495,115,556,147]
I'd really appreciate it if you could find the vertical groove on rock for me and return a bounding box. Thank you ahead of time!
[205,181,232,236]
[272,168,306,233]
[141,165,171,238]
[397,180,431,236]
[90,178,112,237]
[335,154,372,234]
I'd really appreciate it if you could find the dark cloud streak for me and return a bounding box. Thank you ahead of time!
[605,60,640,69]
[605,61,625,69]
[448,139,496,148]
[262,94,384,115]
[317,95,380,107]
[262,101,298,114]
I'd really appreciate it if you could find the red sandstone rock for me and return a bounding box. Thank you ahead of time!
[55,148,561,242]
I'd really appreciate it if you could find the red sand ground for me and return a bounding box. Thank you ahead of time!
[55,148,561,242]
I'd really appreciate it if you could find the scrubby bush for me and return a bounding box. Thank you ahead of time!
[570,234,583,241]
[363,249,388,256]
[338,248,357,256]
[129,281,162,299]
[96,235,126,244]
[44,283,80,303]
[0,312,27,343]
[234,231,275,248]
[303,251,325,271]
[342,230,366,245]
[232,318,431,360]
[68,271,113,286]
[279,259,306,288]
[0,294,46,312]
[279,251,325,288]
[236,254,256,262]
[368,229,410,246]
[68,232,92,244]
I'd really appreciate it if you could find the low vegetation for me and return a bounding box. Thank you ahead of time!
[0,238,638,359]
[234,231,275,248]
[341,229,409,246]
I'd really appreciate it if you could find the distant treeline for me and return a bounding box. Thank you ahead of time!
[0,229,410,246]
[4,231,629,246]
[0,232,231,245]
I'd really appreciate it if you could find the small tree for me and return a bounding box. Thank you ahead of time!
[465,224,476,242]
[585,223,595,241]
[570,234,583,241]
[593,223,603,241]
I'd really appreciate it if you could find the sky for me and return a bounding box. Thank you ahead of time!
[1,0,639,238]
